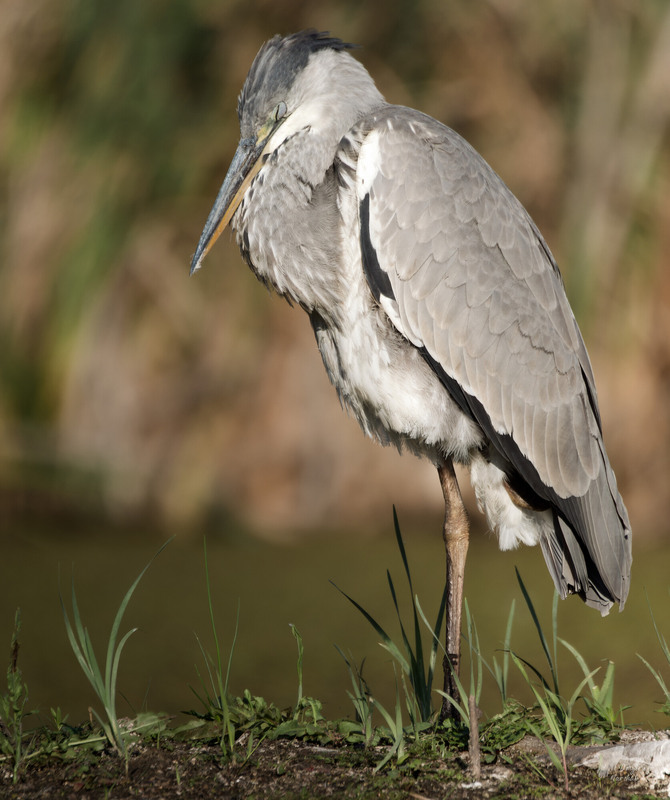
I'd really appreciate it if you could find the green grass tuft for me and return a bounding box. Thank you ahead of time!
[60,539,171,771]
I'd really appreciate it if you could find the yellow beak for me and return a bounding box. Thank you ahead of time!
[190,134,272,275]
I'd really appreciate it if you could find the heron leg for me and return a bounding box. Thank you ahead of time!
[437,457,470,721]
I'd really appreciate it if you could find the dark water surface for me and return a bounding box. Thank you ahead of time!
[1,520,668,730]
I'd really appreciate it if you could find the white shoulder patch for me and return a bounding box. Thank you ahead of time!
[380,293,423,349]
[356,129,383,201]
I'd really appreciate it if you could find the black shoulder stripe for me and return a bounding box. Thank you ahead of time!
[360,193,395,303]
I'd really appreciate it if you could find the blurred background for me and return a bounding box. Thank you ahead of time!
[1,0,670,729]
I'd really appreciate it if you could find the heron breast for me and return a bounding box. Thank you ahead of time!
[312,303,483,462]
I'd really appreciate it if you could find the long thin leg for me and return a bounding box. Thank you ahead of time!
[437,457,470,720]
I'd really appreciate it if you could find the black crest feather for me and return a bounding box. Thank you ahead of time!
[238,31,357,125]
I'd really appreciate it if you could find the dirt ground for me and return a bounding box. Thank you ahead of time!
[1,736,665,800]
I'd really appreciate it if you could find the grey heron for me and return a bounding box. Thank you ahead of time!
[190,30,632,716]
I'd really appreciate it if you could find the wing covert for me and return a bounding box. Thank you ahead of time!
[352,106,602,502]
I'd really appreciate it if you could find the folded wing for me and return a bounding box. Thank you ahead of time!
[350,106,632,610]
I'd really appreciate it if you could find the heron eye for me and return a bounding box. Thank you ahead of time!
[273,101,287,121]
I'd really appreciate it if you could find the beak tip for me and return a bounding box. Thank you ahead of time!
[189,241,207,275]
[190,134,257,278]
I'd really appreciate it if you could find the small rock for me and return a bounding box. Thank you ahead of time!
[579,739,670,794]
[489,765,514,782]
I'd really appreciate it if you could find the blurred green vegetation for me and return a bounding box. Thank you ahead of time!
[1,0,669,534]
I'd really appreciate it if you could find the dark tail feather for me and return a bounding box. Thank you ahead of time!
[539,452,631,616]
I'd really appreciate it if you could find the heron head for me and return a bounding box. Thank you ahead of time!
[189,30,383,274]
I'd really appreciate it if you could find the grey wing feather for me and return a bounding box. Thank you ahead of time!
[353,106,631,609]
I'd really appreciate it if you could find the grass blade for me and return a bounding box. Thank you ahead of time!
[515,570,559,695]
